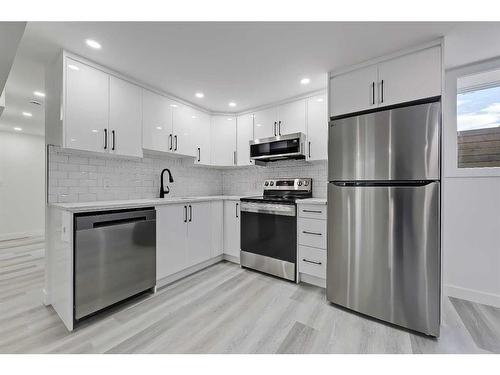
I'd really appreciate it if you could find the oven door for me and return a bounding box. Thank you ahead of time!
[240,202,297,281]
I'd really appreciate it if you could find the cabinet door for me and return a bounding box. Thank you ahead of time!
[65,58,109,153]
[278,99,306,135]
[109,76,143,158]
[186,201,212,267]
[306,93,328,161]
[253,106,278,139]
[330,65,378,117]
[210,201,224,257]
[223,200,241,259]
[193,111,211,165]
[142,89,174,153]
[378,46,442,107]
[172,104,196,157]
[211,115,236,166]
[156,204,188,280]
[236,113,254,166]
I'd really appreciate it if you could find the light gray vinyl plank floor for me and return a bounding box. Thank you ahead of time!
[0,237,497,354]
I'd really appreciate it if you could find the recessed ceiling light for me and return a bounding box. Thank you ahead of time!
[170,104,178,108]
[33,91,45,98]
[13,127,22,132]
[85,39,102,50]
[228,102,237,107]
[317,98,324,102]
[191,115,197,119]
[195,92,204,99]
[22,112,32,117]
[300,78,311,85]
[68,64,79,71]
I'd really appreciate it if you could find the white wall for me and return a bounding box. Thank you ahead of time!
[443,59,500,307]
[0,130,45,240]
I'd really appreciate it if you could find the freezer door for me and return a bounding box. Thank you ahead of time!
[327,182,440,336]
[328,101,440,181]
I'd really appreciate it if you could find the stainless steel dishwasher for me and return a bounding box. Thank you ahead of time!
[74,208,156,321]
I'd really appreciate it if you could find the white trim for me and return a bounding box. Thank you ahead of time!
[0,231,44,242]
[444,284,500,308]
[329,38,443,78]
[222,253,240,264]
[299,273,326,288]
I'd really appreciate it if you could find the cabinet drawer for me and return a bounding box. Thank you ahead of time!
[298,218,327,249]
[298,204,327,220]
[298,246,326,279]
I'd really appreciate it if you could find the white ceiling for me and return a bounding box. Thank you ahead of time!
[3,21,500,136]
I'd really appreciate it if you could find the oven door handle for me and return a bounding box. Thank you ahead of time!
[240,202,296,216]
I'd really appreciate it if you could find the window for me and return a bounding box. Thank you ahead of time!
[457,69,500,168]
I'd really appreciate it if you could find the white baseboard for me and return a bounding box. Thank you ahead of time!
[42,288,51,306]
[444,284,500,308]
[299,273,326,288]
[222,253,240,264]
[156,255,224,289]
[0,230,44,241]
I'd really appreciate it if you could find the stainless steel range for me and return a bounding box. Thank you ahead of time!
[240,178,312,281]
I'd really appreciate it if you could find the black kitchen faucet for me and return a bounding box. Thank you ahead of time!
[160,168,174,198]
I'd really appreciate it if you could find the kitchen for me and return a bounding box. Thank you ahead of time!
[1,15,500,364]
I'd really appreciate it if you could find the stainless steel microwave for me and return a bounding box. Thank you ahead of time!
[249,132,306,162]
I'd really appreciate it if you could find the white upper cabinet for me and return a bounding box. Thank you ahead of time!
[330,65,378,117]
[277,99,306,135]
[377,46,442,107]
[236,113,254,166]
[109,77,143,158]
[306,93,328,161]
[172,104,197,157]
[211,115,237,166]
[64,58,109,153]
[142,89,173,153]
[253,106,278,139]
[330,44,442,117]
[192,110,211,165]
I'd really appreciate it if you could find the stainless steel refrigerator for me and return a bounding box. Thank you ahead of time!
[327,100,441,337]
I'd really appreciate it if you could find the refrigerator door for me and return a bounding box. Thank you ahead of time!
[328,101,440,181]
[327,181,440,336]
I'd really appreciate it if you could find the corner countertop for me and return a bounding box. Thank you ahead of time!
[296,198,327,205]
[49,195,245,213]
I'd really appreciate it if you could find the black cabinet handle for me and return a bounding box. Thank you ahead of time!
[189,205,192,222]
[103,129,108,149]
[278,120,282,135]
[183,205,187,223]
[372,82,375,105]
[236,203,239,218]
[302,258,322,265]
[303,209,322,213]
[302,230,322,236]
[111,130,116,151]
[169,134,173,151]
[308,141,311,158]
[381,80,384,103]
[174,135,178,151]
[198,147,201,162]
[273,121,277,136]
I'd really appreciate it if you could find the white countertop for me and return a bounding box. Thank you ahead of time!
[296,198,327,205]
[50,195,245,213]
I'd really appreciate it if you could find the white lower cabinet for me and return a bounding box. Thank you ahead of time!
[297,202,327,287]
[223,200,240,261]
[157,201,216,281]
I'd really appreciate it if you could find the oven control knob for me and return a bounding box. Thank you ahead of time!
[304,180,309,186]
[264,181,269,186]
[270,181,274,186]
[298,181,303,186]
